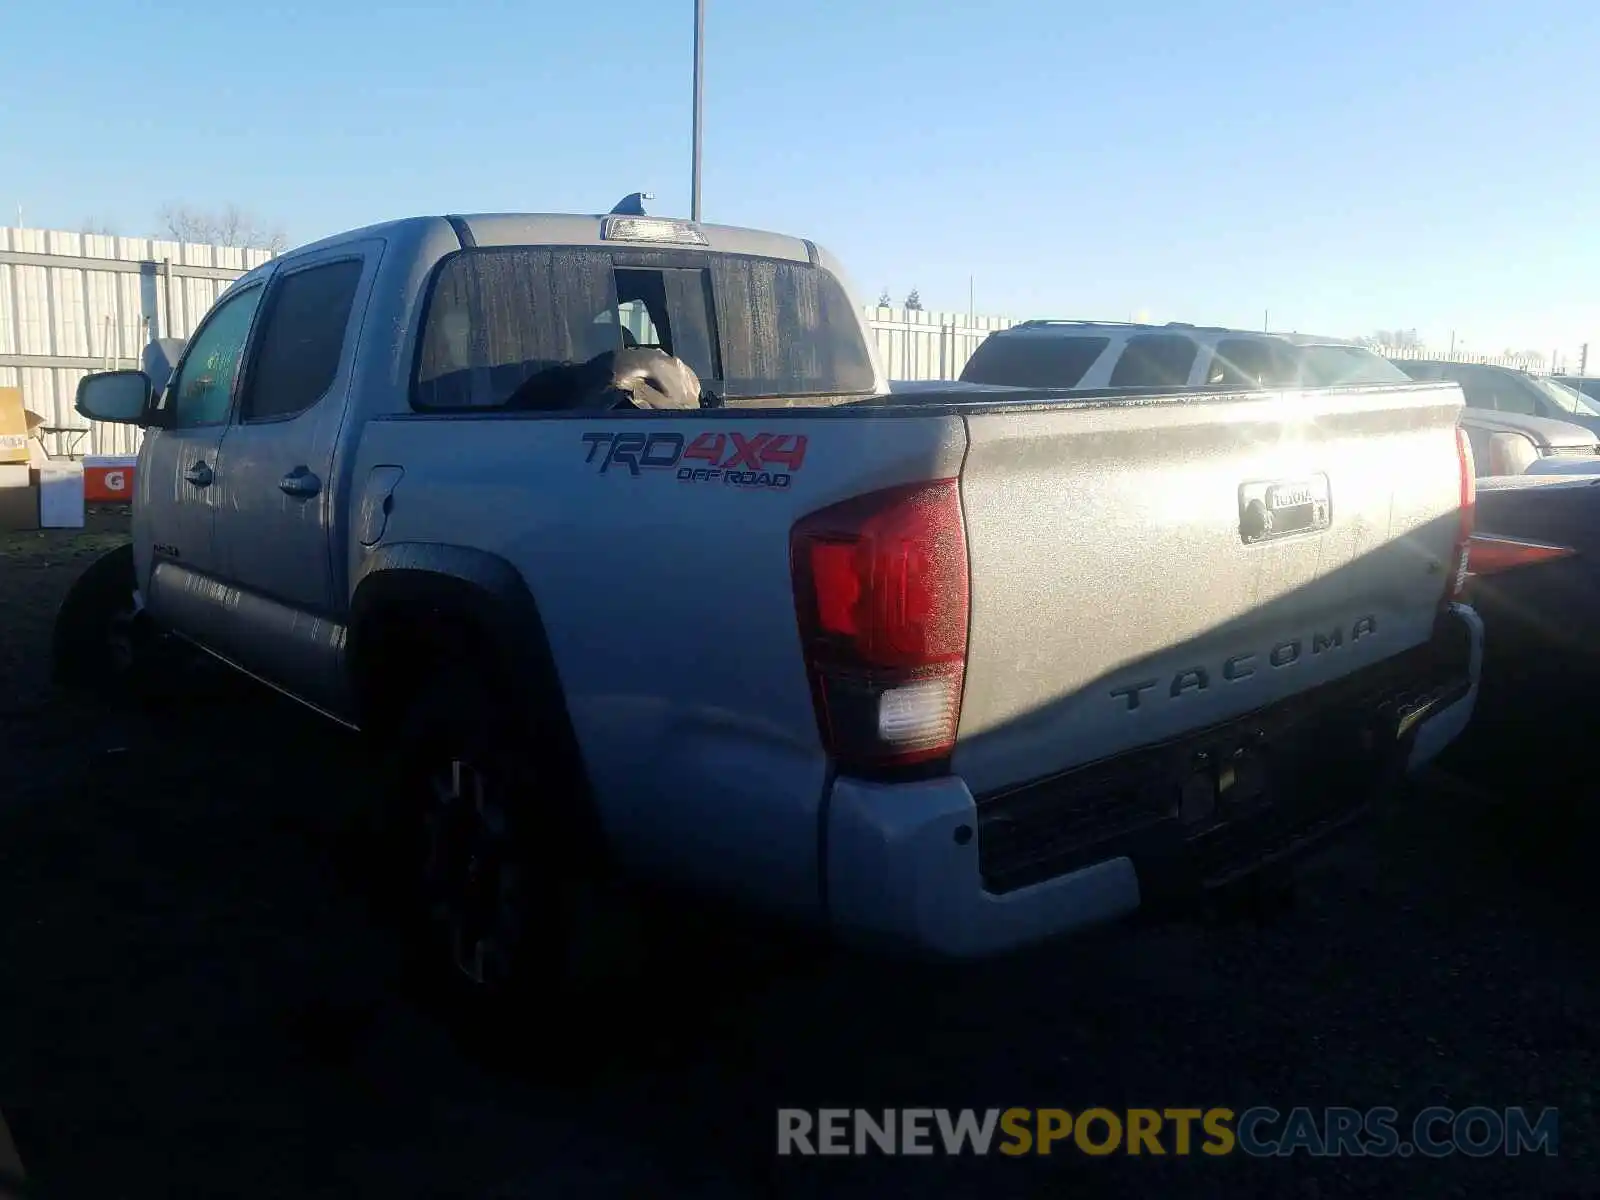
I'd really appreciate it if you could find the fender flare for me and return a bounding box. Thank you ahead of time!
[347,542,571,736]
[347,543,606,856]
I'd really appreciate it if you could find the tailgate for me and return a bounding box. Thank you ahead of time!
[952,382,1466,796]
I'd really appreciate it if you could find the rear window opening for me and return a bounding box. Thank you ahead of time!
[606,267,721,383]
[412,247,873,410]
[959,335,1110,387]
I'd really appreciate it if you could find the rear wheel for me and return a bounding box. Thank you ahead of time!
[383,662,637,1044]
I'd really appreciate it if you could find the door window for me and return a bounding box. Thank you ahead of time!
[1451,367,1538,415]
[1209,338,1299,387]
[240,259,365,422]
[959,335,1110,386]
[161,284,265,428]
[1108,334,1199,387]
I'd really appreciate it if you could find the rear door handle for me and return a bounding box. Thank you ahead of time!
[278,467,321,498]
[184,461,214,487]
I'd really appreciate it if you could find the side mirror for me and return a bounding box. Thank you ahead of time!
[75,369,154,426]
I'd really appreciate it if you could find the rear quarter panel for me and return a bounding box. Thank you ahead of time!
[349,410,966,919]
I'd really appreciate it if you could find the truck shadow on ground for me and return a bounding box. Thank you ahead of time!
[13,662,1592,1198]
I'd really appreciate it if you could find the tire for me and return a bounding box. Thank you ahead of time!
[51,544,156,697]
[381,657,637,1046]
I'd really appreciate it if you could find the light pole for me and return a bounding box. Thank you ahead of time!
[691,0,705,221]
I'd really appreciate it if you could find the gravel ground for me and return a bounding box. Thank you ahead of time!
[2,517,1598,1199]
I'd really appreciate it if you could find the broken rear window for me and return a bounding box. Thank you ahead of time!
[413,246,875,409]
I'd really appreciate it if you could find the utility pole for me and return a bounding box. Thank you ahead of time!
[968,275,974,324]
[691,0,705,221]
[1580,343,1590,377]
[1263,309,1269,332]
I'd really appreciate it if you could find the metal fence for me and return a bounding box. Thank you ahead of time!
[864,308,1017,382]
[0,227,274,456]
[4,221,1581,454]
[1376,345,1554,374]
[0,222,1018,454]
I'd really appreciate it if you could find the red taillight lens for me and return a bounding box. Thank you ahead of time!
[791,479,970,772]
[1447,426,1477,603]
[1467,534,1575,577]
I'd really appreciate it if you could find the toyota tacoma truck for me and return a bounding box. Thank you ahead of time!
[61,206,1483,1015]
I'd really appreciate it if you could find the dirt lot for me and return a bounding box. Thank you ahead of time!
[2,517,1599,1199]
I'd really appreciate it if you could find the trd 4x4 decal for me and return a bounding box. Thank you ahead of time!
[582,431,808,490]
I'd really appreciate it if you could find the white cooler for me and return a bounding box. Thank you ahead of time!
[38,461,85,528]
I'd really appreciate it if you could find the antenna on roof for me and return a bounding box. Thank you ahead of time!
[610,192,654,216]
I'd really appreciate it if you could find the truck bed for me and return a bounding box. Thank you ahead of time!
[351,379,1468,912]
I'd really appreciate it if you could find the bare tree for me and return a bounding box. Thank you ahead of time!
[158,203,287,252]
[1357,328,1423,350]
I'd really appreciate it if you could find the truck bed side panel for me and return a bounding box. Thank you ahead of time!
[350,412,967,919]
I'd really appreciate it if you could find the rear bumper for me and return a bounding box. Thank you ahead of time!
[823,604,1481,958]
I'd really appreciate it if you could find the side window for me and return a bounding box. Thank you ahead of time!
[1107,334,1199,388]
[958,335,1109,387]
[1491,375,1540,416]
[240,259,365,422]
[1444,368,1493,410]
[1208,338,1297,387]
[162,284,265,428]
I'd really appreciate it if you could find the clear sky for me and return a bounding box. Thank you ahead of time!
[5,0,1600,357]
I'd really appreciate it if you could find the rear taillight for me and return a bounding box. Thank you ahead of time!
[790,479,970,773]
[1446,426,1476,603]
[1467,534,1576,577]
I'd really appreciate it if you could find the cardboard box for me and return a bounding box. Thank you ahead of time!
[0,484,39,531]
[39,461,85,528]
[84,455,138,503]
[0,388,26,465]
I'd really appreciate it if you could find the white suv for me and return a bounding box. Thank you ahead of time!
[957,321,1409,390]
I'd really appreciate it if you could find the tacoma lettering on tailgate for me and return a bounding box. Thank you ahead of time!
[1109,615,1378,712]
[582,431,807,490]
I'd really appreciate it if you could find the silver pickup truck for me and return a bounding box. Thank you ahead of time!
[62,208,1482,1016]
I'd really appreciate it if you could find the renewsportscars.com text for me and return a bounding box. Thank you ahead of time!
[777,1106,1559,1158]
